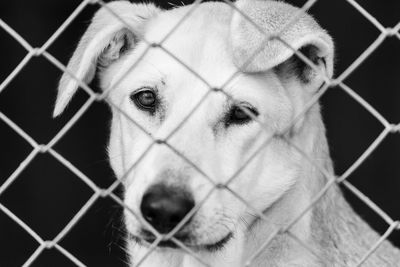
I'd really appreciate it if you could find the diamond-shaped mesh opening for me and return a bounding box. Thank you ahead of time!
[0,154,93,238]
[60,197,126,267]
[0,57,68,142]
[0,0,94,47]
[321,88,383,175]
[310,0,381,76]
[52,103,114,188]
[344,39,400,123]
[341,134,400,235]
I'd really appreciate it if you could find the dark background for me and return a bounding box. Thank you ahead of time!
[0,0,399,266]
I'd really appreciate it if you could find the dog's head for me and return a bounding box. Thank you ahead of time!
[54,0,333,256]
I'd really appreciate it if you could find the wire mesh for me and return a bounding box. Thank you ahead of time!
[0,0,399,266]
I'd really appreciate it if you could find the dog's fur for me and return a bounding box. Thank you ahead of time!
[54,0,400,266]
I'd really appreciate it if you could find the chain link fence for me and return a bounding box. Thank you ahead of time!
[0,0,399,266]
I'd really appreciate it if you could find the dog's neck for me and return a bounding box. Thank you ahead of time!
[242,167,400,267]
[240,112,400,267]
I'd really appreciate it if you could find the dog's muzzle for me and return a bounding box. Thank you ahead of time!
[132,183,233,251]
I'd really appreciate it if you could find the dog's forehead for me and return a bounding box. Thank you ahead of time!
[146,2,232,45]
[142,3,236,85]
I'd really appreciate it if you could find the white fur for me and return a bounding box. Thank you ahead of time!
[54,1,400,266]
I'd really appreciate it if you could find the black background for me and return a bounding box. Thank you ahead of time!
[0,0,399,266]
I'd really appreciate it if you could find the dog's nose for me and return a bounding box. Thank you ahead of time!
[140,184,195,234]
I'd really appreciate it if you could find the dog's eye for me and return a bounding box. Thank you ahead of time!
[226,104,259,126]
[131,89,157,113]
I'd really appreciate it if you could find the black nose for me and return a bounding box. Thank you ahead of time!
[140,184,195,234]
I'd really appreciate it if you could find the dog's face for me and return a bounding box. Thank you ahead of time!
[106,4,303,250]
[53,0,333,258]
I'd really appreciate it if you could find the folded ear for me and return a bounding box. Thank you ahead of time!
[230,0,334,91]
[53,1,161,117]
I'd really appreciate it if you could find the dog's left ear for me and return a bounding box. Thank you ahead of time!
[53,1,161,117]
[231,0,334,92]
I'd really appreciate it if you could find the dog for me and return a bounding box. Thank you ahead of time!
[53,0,400,266]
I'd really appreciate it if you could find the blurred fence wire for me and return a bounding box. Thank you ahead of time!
[0,0,400,266]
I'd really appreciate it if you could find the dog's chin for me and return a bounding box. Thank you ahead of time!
[129,232,233,253]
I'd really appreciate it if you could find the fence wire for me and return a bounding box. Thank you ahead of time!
[0,0,400,266]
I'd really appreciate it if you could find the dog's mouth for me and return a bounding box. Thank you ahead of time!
[129,231,233,252]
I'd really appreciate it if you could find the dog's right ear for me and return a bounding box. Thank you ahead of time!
[53,1,161,117]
